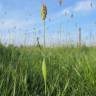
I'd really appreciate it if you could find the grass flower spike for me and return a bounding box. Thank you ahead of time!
[41,4,47,21]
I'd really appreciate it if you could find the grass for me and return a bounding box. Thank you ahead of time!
[0,44,96,96]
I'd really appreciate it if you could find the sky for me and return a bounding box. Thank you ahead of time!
[0,0,96,46]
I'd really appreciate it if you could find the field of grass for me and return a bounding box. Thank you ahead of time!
[0,44,96,96]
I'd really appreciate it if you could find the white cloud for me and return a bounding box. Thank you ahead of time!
[73,0,96,12]
[47,0,96,29]
[0,19,35,29]
[59,0,96,17]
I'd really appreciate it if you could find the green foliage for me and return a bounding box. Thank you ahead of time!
[0,44,96,96]
[42,58,47,96]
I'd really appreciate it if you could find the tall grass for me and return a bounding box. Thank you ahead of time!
[41,2,47,96]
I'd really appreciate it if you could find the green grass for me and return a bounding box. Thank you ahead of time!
[0,44,96,96]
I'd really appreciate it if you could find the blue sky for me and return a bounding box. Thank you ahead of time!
[0,0,96,46]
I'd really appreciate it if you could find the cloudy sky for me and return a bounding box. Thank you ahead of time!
[0,0,96,46]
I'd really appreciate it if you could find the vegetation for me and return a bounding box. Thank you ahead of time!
[0,44,96,96]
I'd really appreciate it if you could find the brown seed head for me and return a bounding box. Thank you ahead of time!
[41,4,47,20]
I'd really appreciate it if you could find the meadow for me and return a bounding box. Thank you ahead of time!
[0,43,96,96]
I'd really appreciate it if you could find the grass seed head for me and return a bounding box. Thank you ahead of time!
[41,4,47,20]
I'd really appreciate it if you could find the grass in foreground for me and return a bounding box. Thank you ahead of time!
[0,44,96,96]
